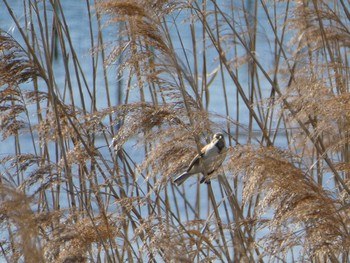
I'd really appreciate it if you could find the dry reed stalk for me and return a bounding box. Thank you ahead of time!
[0,186,44,262]
[228,145,350,260]
[1,0,350,262]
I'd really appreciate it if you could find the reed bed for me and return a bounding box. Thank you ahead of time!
[1,0,350,262]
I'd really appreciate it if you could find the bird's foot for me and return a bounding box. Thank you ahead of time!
[200,177,211,184]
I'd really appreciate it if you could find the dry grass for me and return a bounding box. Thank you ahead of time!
[1,0,350,262]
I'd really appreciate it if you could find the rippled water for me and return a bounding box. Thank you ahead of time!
[0,1,302,262]
[0,0,288,207]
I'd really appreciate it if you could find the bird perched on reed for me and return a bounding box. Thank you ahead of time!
[173,133,227,185]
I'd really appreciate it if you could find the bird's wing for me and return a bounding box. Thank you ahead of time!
[186,144,208,172]
[186,154,201,172]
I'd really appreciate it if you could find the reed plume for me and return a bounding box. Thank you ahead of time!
[1,0,350,262]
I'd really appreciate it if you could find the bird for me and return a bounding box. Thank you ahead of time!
[173,133,227,186]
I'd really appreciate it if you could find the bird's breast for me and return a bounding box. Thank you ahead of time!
[202,144,219,158]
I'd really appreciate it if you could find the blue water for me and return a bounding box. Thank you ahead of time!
[0,0,292,261]
[0,0,287,155]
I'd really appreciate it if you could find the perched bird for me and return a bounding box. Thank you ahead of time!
[173,133,227,185]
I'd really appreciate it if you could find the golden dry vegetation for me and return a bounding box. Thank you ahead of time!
[1,0,350,262]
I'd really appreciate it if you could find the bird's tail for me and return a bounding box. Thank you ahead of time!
[173,172,192,186]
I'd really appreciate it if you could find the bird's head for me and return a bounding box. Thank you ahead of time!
[212,133,225,150]
[213,133,224,141]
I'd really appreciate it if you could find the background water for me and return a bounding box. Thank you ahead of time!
[0,0,291,261]
[0,0,281,224]
[0,0,285,147]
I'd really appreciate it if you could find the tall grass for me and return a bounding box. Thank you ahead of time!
[1,0,350,262]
